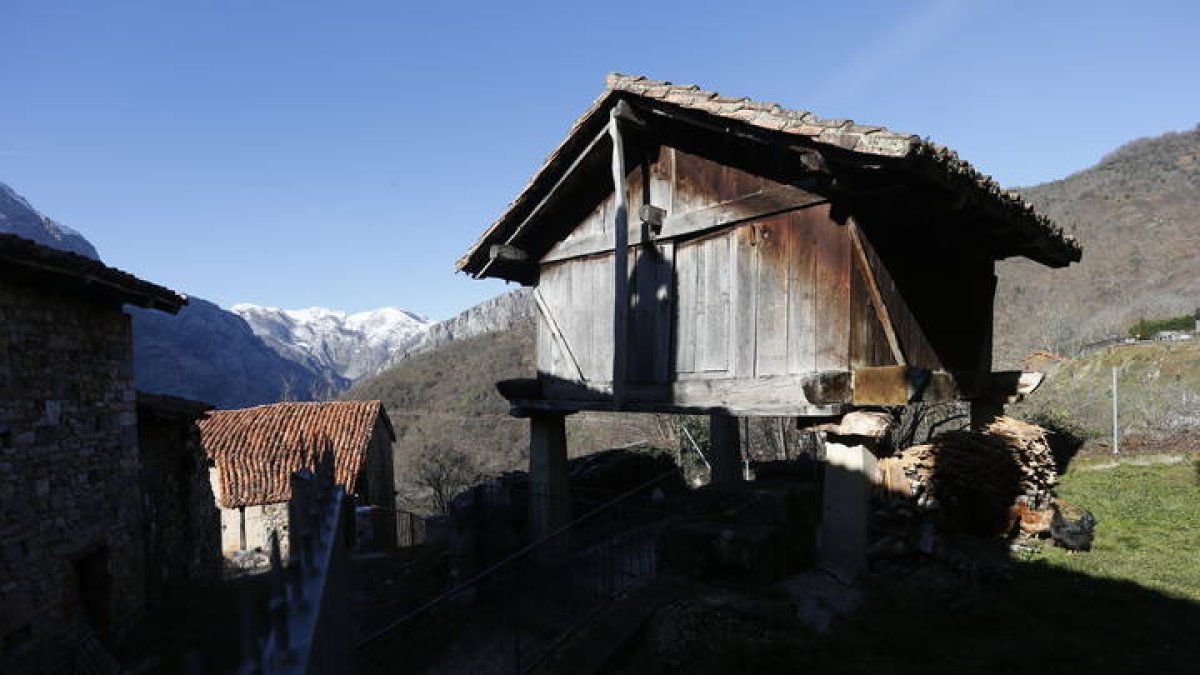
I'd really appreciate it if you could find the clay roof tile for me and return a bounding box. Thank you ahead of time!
[198,401,392,508]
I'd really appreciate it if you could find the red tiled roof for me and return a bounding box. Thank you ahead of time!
[198,401,393,508]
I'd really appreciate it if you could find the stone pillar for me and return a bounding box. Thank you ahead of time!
[529,412,571,542]
[814,411,891,582]
[709,413,742,485]
[818,440,876,582]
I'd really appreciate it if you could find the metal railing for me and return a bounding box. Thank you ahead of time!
[356,470,678,674]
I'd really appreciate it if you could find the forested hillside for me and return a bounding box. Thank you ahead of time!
[343,320,668,511]
[995,126,1200,363]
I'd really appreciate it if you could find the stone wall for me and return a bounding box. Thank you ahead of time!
[217,500,291,560]
[364,421,397,549]
[137,405,221,610]
[0,280,145,674]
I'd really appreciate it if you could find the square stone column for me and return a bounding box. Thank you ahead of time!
[812,411,891,582]
[529,412,571,542]
[818,440,876,582]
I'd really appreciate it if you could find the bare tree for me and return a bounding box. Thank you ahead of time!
[412,444,482,514]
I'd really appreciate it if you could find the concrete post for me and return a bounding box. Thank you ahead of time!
[709,413,742,485]
[529,412,571,542]
[818,439,876,582]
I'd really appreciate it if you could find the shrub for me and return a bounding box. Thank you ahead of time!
[1128,313,1195,338]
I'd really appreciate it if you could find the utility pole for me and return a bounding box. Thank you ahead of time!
[1111,366,1120,456]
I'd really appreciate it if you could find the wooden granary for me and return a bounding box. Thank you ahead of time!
[458,74,1080,569]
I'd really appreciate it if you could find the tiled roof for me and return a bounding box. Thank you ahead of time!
[0,233,186,312]
[607,74,917,156]
[458,74,1081,275]
[198,401,393,508]
[608,75,1079,256]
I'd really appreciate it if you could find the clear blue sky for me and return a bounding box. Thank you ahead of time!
[4,0,1198,319]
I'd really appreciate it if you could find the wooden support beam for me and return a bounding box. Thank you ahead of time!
[709,413,742,484]
[659,186,827,242]
[847,219,906,366]
[609,105,631,408]
[488,244,531,264]
[638,101,832,175]
[533,288,586,382]
[540,186,826,265]
[969,370,1046,429]
[804,368,961,406]
[475,125,610,279]
[802,371,854,407]
[639,204,666,233]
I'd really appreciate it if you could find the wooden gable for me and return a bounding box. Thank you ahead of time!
[528,141,975,415]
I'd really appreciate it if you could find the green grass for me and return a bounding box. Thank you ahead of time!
[1043,460,1200,601]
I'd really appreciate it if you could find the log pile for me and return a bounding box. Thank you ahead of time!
[980,416,1059,507]
[873,416,1059,546]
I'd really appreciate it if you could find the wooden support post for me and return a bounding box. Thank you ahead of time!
[609,107,630,408]
[709,413,742,485]
[529,412,571,544]
[970,398,1004,431]
[818,439,876,582]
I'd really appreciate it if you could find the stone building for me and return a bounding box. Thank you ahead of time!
[197,400,396,558]
[0,233,186,674]
[136,393,222,611]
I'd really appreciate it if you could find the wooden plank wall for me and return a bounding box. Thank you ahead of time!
[628,240,674,383]
[536,256,614,382]
[534,146,955,406]
[672,204,858,380]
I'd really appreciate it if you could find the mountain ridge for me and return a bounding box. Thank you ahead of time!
[0,181,100,260]
[995,123,1200,363]
[231,303,432,382]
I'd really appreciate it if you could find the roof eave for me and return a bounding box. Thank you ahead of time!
[457,89,623,278]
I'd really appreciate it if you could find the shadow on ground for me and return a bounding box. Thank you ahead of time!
[603,556,1200,675]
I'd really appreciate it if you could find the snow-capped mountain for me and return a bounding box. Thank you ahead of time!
[2,179,524,407]
[129,298,346,408]
[0,181,100,259]
[231,304,433,382]
[1,181,341,407]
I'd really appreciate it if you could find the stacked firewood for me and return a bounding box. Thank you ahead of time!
[983,416,1058,506]
[874,417,1058,540]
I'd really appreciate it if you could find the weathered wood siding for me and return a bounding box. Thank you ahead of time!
[534,146,963,410]
[671,206,861,379]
